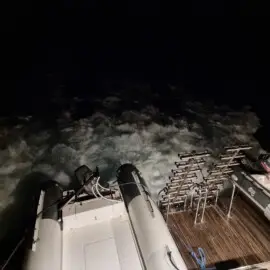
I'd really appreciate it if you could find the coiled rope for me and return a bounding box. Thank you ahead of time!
[190,247,216,270]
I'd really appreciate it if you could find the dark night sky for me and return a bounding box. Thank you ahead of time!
[1,1,269,117]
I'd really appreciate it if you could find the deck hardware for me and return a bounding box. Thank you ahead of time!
[160,145,251,224]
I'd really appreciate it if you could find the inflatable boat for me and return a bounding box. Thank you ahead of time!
[231,168,270,221]
[23,164,188,270]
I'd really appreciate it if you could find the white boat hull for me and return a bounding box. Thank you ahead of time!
[24,164,187,270]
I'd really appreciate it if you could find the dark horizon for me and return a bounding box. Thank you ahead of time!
[1,2,269,118]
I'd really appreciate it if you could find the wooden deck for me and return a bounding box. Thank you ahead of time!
[168,196,270,269]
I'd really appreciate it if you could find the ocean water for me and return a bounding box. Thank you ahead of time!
[0,98,261,210]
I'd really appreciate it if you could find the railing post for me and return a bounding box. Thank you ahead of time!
[200,189,208,223]
[215,190,219,206]
[194,192,202,224]
[227,183,236,218]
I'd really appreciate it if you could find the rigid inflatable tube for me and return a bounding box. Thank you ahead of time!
[24,183,62,270]
[117,164,188,270]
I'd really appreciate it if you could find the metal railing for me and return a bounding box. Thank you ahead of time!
[160,145,252,224]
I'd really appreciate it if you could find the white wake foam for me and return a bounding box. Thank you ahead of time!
[0,101,261,211]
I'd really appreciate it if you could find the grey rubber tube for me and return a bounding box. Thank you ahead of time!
[24,183,62,270]
[117,164,188,270]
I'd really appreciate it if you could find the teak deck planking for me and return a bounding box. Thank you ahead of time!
[168,196,270,269]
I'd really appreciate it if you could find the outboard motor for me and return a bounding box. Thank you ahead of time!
[74,165,98,195]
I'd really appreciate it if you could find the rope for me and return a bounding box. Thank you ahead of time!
[183,244,215,270]
[166,245,215,270]
[190,247,216,270]
[172,229,216,270]
[95,177,121,203]
[167,250,180,270]
[157,187,167,207]
[1,237,25,270]
[91,184,98,198]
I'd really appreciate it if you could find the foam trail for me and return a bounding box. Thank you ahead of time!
[0,102,261,210]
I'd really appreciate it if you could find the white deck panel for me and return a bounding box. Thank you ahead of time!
[111,217,143,270]
[62,199,143,270]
